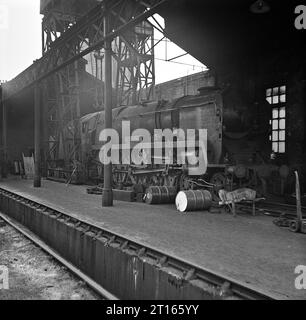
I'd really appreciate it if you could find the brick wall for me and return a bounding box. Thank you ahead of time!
[152,71,215,101]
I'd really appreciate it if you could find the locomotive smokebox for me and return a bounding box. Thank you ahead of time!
[223,109,251,134]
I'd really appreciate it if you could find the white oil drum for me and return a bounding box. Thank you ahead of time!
[176,190,212,212]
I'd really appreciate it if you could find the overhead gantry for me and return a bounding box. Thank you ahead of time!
[0,0,168,206]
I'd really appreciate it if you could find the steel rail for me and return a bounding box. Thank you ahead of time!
[261,201,306,212]
[0,212,118,300]
[0,187,281,300]
[254,201,306,219]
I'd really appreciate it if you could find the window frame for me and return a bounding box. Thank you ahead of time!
[266,85,287,154]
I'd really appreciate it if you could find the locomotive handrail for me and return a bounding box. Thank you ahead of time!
[120,100,218,118]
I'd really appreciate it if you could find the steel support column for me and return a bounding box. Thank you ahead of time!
[42,80,49,178]
[2,98,7,178]
[102,13,113,207]
[34,82,41,188]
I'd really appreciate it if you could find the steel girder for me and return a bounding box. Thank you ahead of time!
[56,61,81,165]
[42,10,77,54]
[2,0,168,100]
[43,63,82,169]
[42,75,58,163]
[113,21,155,106]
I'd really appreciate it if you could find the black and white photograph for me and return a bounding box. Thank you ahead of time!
[0,0,305,306]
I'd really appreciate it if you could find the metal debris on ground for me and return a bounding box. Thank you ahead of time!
[273,171,306,234]
[87,186,103,195]
[218,188,264,217]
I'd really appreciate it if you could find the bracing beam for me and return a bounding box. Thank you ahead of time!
[113,21,155,106]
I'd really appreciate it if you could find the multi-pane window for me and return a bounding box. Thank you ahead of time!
[266,86,286,154]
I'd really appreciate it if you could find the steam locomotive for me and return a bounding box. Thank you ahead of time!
[66,87,284,198]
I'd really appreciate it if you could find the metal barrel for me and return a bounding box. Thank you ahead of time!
[176,190,212,212]
[145,186,177,205]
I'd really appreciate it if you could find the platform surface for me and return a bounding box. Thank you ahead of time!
[1,177,305,299]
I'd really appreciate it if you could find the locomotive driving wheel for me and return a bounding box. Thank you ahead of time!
[210,172,227,201]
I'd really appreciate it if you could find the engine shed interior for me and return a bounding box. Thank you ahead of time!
[1,0,306,302]
[1,0,306,198]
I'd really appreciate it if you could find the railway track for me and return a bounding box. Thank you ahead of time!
[236,199,306,219]
[0,187,280,300]
[0,212,117,300]
[260,201,306,215]
[255,201,306,220]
